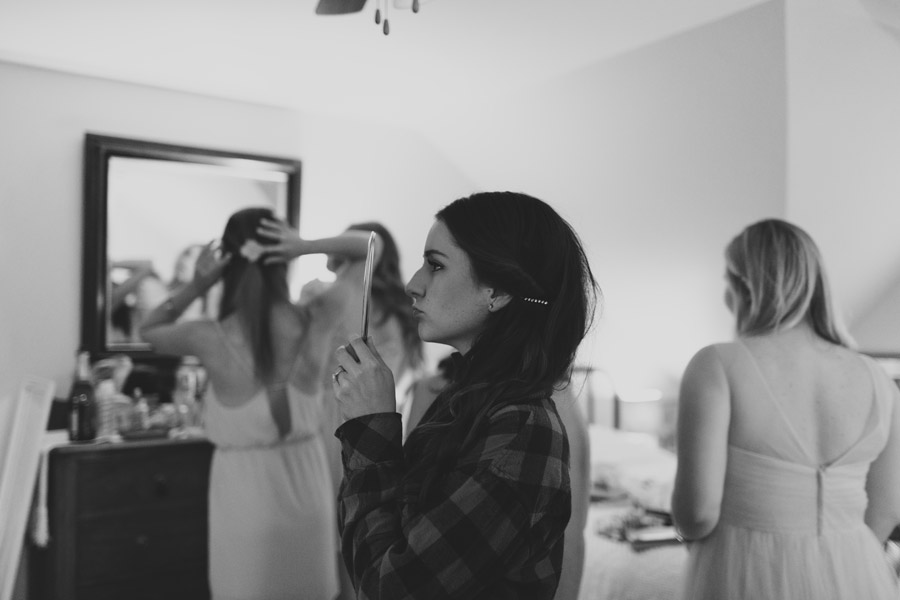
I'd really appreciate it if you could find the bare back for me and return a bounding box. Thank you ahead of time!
[722,328,875,466]
[198,305,330,408]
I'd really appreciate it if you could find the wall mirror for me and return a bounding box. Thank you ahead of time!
[82,134,301,362]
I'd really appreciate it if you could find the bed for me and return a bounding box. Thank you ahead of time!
[578,425,687,600]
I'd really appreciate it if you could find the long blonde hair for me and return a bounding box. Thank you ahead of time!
[725,218,852,346]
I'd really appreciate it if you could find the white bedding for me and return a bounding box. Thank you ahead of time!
[579,425,686,600]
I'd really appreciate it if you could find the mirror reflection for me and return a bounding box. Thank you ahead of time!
[102,154,293,350]
[82,134,300,358]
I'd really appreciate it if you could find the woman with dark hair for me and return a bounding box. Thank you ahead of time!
[324,222,424,432]
[283,220,424,600]
[672,219,900,599]
[331,191,599,599]
[140,206,373,600]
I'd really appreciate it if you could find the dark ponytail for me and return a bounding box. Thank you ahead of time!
[218,207,292,383]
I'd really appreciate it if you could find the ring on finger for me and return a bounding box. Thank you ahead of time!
[332,366,347,383]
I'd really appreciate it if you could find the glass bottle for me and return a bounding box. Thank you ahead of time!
[67,350,96,442]
[94,379,120,441]
[133,387,150,431]
[173,357,201,433]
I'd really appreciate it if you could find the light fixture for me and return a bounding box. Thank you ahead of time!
[314,0,366,15]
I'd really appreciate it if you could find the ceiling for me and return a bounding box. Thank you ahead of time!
[0,0,767,135]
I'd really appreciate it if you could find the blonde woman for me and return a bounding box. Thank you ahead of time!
[672,219,900,599]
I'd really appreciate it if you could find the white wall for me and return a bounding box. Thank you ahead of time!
[0,60,474,403]
[785,0,900,347]
[0,2,789,413]
[852,277,900,353]
[430,1,787,399]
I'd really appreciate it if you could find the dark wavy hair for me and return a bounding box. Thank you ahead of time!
[218,207,293,383]
[346,222,423,371]
[404,191,599,502]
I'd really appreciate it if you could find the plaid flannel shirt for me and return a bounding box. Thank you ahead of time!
[336,398,571,600]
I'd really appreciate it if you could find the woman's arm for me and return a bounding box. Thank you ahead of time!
[554,393,590,600]
[336,405,569,599]
[109,260,156,309]
[257,219,378,264]
[671,344,731,541]
[138,244,229,356]
[865,369,900,543]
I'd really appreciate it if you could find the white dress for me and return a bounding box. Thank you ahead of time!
[680,347,900,600]
[203,328,338,600]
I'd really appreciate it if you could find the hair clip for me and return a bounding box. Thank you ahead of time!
[239,240,264,263]
[522,296,550,306]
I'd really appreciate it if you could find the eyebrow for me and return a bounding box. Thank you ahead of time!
[424,249,450,259]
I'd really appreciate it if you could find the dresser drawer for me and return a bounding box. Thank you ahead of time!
[75,505,207,584]
[31,439,214,600]
[71,443,211,515]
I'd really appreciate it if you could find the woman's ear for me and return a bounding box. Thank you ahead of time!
[487,289,512,313]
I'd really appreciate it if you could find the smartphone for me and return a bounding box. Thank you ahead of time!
[360,232,377,342]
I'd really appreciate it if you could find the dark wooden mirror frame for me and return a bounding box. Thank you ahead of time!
[81,133,302,365]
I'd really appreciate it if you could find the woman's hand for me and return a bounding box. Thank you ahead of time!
[193,240,230,287]
[332,336,397,422]
[257,218,307,263]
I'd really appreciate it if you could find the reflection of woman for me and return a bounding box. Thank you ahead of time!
[331,192,599,598]
[108,259,168,343]
[168,243,217,321]
[672,219,900,600]
[140,207,372,600]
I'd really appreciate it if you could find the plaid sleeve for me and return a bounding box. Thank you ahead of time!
[335,403,570,600]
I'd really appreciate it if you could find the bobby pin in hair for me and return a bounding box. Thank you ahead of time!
[522,297,550,306]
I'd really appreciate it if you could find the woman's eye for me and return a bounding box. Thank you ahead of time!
[427,260,443,272]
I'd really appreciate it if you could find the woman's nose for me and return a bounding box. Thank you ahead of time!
[406,269,423,299]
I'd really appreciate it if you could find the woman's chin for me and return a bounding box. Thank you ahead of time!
[416,324,442,346]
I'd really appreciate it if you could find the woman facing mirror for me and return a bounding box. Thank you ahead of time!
[139,207,375,600]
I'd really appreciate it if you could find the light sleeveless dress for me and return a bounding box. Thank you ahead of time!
[679,345,900,600]
[203,325,338,600]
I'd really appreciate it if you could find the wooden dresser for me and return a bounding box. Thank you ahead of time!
[29,438,214,600]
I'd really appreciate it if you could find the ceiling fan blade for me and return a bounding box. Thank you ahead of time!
[315,0,367,15]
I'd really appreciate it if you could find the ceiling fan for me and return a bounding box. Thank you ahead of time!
[314,0,367,14]
[315,0,432,14]
[315,0,434,34]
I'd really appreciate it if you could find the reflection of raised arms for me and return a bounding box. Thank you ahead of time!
[138,242,231,350]
[109,260,157,310]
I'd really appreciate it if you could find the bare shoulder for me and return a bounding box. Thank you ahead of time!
[854,351,900,388]
[146,318,219,361]
[685,342,735,374]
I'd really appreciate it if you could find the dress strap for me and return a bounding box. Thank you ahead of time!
[735,340,817,463]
